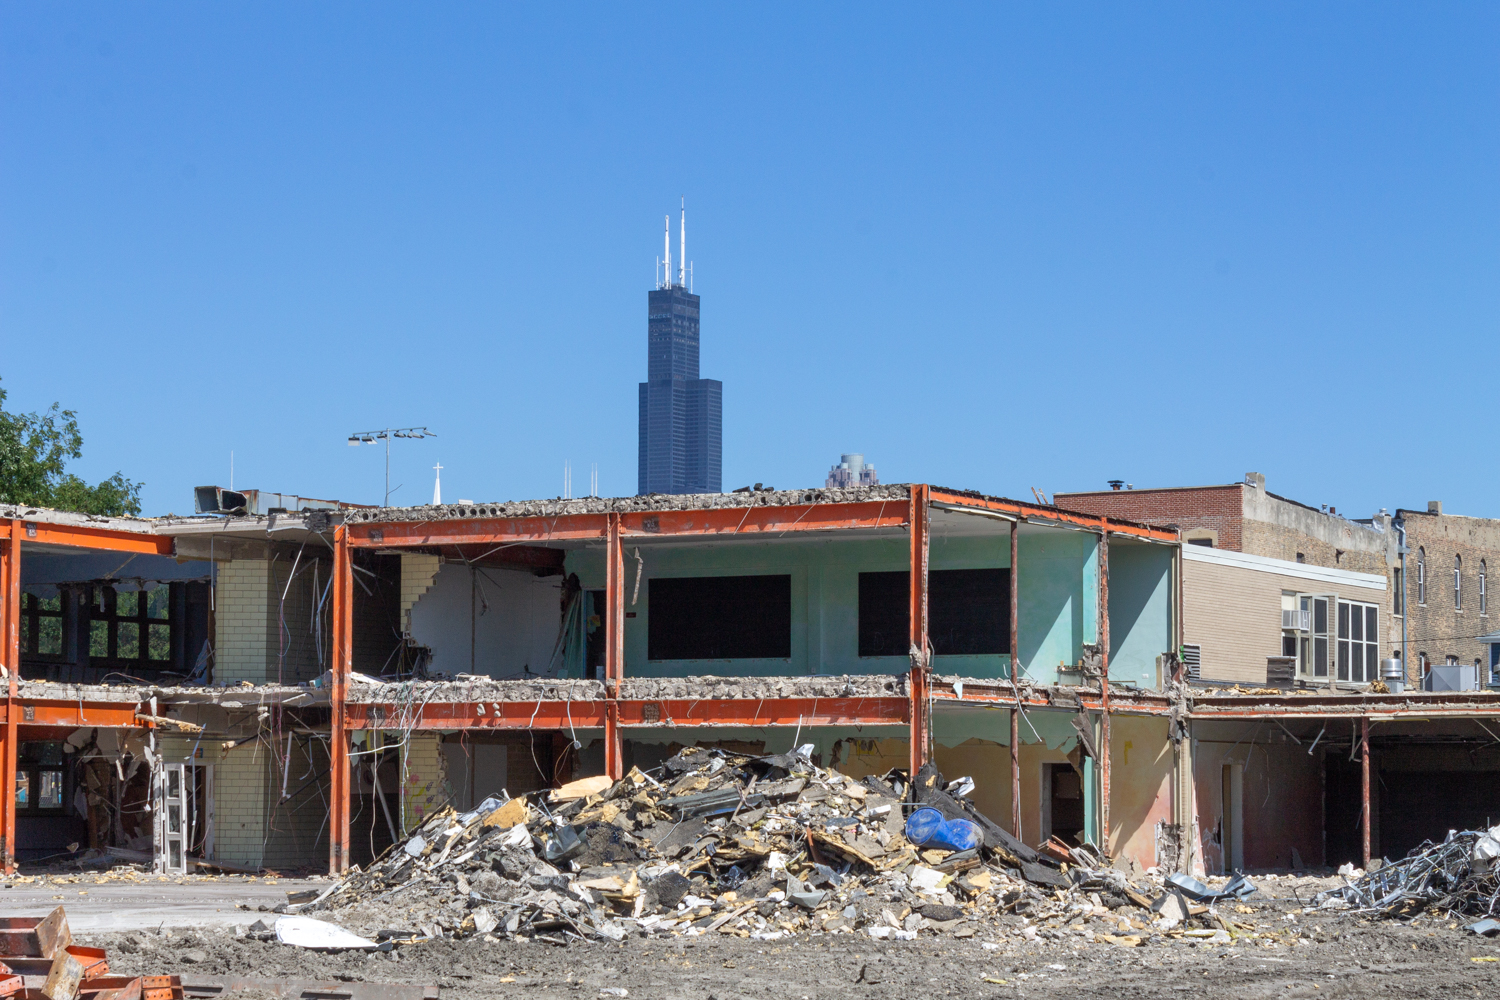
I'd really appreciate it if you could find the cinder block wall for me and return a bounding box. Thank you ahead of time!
[214,560,271,684]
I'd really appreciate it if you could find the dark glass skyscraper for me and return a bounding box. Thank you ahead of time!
[638,209,721,495]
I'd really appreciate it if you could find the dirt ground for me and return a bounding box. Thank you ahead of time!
[81,876,1500,1000]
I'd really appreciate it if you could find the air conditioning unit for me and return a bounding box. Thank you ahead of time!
[1282,610,1311,631]
[1181,644,1202,680]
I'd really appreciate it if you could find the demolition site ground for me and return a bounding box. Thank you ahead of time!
[68,887,1499,1000]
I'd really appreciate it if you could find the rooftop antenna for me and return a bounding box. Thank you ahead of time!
[663,215,671,290]
[678,198,686,288]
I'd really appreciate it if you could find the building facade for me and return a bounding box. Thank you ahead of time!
[1058,473,1401,687]
[1396,502,1500,686]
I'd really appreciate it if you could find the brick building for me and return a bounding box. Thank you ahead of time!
[1396,502,1500,686]
[1058,473,1401,687]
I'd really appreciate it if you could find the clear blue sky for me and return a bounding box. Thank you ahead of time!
[3,4,1495,518]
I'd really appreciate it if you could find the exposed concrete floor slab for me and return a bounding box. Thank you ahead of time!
[0,875,326,930]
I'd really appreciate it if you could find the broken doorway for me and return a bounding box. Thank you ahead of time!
[1042,762,1085,846]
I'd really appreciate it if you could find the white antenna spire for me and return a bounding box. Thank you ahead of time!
[663,216,671,290]
[432,462,443,505]
[678,198,686,288]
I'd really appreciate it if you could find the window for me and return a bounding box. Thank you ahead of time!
[647,575,791,660]
[15,741,65,815]
[19,592,65,659]
[87,585,172,666]
[1313,597,1329,677]
[1394,567,1404,616]
[1455,555,1463,611]
[1187,538,1213,547]
[857,569,1011,657]
[1417,548,1426,605]
[1482,560,1488,616]
[1337,600,1380,683]
[1296,553,1306,564]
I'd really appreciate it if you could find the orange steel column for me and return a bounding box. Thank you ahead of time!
[1009,520,1021,837]
[1098,526,1111,855]
[1,520,18,873]
[328,526,353,873]
[1360,716,1371,869]
[907,485,931,780]
[603,514,624,780]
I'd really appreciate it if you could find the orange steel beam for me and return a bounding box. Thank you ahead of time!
[343,501,910,550]
[908,485,931,778]
[328,526,352,874]
[1,521,18,873]
[1360,716,1371,869]
[929,490,1178,543]
[347,701,608,730]
[0,701,143,728]
[603,513,624,780]
[1098,526,1111,855]
[22,522,174,555]
[343,697,908,730]
[1009,520,1021,837]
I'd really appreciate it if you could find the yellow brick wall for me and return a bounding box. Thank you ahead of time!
[215,559,272,684]
[400,554,442,633]
[401,732,450,831]
[212,742,268,868]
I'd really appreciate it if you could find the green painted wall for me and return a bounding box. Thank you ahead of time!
[564,528,1111,681]
[1107,541,1175,688]
[567,533,1015,677]
[1016,529,1098,677]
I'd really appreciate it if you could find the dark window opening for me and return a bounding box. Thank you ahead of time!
[1187,538,1213,547]
[648,575,792,660]
[16,741,66,815]
[858,569,1010,657]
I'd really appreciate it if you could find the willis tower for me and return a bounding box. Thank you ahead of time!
[638,203,721,494]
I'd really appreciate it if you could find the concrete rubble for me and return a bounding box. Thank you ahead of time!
[296,749,1260,950]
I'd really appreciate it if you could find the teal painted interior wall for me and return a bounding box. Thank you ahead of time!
[566,533,1013,677]
[1016,529,1098,678]
[1107,541,1175,688]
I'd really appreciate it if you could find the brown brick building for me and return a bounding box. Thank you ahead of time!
[1396,502,1500,685]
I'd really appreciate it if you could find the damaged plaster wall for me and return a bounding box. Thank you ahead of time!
[1106,541,1175,688]
[1017,530,1098,681]
[406,563,562,678]
[1192,722,1324,874]
[1105,714,1174,870]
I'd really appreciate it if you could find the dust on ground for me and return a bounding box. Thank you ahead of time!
[82,886,1500,1000]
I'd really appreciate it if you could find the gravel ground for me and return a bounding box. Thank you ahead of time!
[81,879,1500,1000]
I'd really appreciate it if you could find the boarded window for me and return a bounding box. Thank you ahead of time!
[858,569,1010,657]
[648,575,792,660]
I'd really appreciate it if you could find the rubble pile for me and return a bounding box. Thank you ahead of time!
[305,747,1212,947]
[1317,826,1500,927]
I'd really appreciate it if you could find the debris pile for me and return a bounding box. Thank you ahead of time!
[304,747,1222,947]
[1317,826,1500,929]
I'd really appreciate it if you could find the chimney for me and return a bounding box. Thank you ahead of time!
[1428,501,1443,515]
[1108,480,1125,491]
[1245,472,1265,491]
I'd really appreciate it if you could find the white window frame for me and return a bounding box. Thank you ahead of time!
[1336,598,1380,685]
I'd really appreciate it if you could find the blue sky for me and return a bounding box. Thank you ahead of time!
[2,4,1495,517]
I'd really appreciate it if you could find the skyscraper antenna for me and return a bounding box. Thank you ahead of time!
[663,216,671,290]
[679,198,686,288]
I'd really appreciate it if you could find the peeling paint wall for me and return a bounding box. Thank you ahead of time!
[1106,715,1174,869]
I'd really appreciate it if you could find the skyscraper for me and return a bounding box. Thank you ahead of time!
[638,204,722,495]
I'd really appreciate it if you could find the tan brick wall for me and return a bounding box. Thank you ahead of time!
[215,559,271,684]
[1402,510,1500,675]
[1184,556,1388,685]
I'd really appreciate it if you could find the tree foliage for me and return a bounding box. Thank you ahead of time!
[0,378,143,516]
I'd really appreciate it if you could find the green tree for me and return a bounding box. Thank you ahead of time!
[0,378,143,516]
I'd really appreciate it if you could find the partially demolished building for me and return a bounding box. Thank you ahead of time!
[3,484,1500,883]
